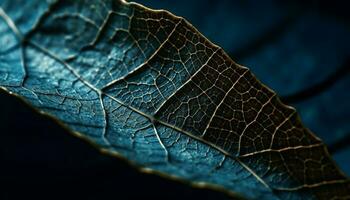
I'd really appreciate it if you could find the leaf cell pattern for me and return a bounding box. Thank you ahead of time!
[0,0,349,199]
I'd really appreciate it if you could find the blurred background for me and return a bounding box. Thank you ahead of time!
[1,0,349,199]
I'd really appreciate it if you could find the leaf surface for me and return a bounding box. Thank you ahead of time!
[0,0,349,199]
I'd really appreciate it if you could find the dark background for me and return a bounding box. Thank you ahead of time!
[1,0,350,199]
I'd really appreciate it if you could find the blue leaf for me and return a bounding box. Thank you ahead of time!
[0,0,349,199]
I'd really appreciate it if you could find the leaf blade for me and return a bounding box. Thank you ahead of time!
[0,0,349,199]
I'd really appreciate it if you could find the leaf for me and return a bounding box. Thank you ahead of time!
[0,0,349,199]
